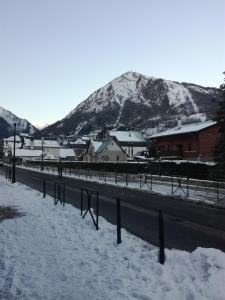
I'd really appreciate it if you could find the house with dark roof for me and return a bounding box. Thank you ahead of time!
[85,137,127,162]
[150,121,220,161]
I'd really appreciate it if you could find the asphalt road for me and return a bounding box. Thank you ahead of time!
[1,166,225,252]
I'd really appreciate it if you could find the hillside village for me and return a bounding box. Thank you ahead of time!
[1,119,220,164]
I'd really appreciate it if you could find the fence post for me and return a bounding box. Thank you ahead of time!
[158,210,165,264]
[158,160,161,176]
[116,198,122,244]
[216,178,219,203]
[171,172,174,194]
[63,183,65,206]
[150,171,153,190]
[96,192,99,230]
[43,178,46,198]
[115,171,117,184]
[125,172,128,187]
[80,188,83,216]
[186,177,189,197]
[54,182,56,202]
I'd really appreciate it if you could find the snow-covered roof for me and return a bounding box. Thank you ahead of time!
[151,121,217,138]
[109,131,146,142]
[59,149,75,158]
[3,136,22,148]
[15,149,42,157]
[4,135,21,142]
[45,154,55,160]
[95,140,111,154]
[24,139,60,148]
[74,138,86,145]
[91,141,103,152]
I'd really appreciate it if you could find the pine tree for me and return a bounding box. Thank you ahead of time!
[214,74,225,167]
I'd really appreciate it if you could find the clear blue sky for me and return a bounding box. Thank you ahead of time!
[0,0,225,126]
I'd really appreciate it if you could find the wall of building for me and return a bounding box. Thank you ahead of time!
[198,126,219,161]
[153,125,220,161]
[98,149,126,162]
[44,147,60,160]
[154,134,199,154]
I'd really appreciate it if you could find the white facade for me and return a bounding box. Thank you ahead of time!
[3,136,61,161]
[86,138,127,162]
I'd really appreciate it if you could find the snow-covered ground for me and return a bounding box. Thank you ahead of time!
[1,176,225,300]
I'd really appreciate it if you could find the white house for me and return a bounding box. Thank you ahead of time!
[96,129,147,160]
[85,138,127,162]
[59,149,76,161]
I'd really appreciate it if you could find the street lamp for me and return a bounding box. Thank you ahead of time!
[41,137,44,171]
[12,122,16,183]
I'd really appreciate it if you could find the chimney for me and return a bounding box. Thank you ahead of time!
[30,138,34,150]
[177,118,182,129]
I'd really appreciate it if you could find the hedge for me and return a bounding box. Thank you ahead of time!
[21,160,223,181]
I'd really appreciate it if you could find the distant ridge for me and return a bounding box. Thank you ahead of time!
[0,106,37,138]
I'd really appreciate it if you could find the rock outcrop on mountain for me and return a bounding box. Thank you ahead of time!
[41,71,219,138]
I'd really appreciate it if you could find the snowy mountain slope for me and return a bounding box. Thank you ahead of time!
[42,71,219,137]
[0,106,37,138]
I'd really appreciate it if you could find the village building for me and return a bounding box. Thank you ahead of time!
[14,149,42,162]
[150,121,219,162]
[3,135,61,161]
[85,137,127,162]
[96,129,147,160]
[59,148,76,161]
[70,138,88,160]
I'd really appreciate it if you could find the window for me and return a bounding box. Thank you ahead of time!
[188,144,192,151]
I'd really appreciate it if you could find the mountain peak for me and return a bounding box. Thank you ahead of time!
[42,72,219,138]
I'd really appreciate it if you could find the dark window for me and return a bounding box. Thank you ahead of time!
[188,144,192,151]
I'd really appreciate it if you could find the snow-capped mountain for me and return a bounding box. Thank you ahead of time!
[42,71,219,137]
[33,121,49,130]
[0,106,37,138]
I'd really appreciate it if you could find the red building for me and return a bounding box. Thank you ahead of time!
[151,121,219,161]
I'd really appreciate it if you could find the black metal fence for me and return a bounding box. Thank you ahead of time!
[21,160,225,181]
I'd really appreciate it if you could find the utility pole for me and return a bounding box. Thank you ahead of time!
[12,122,16,183]
[41,137,44,171]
